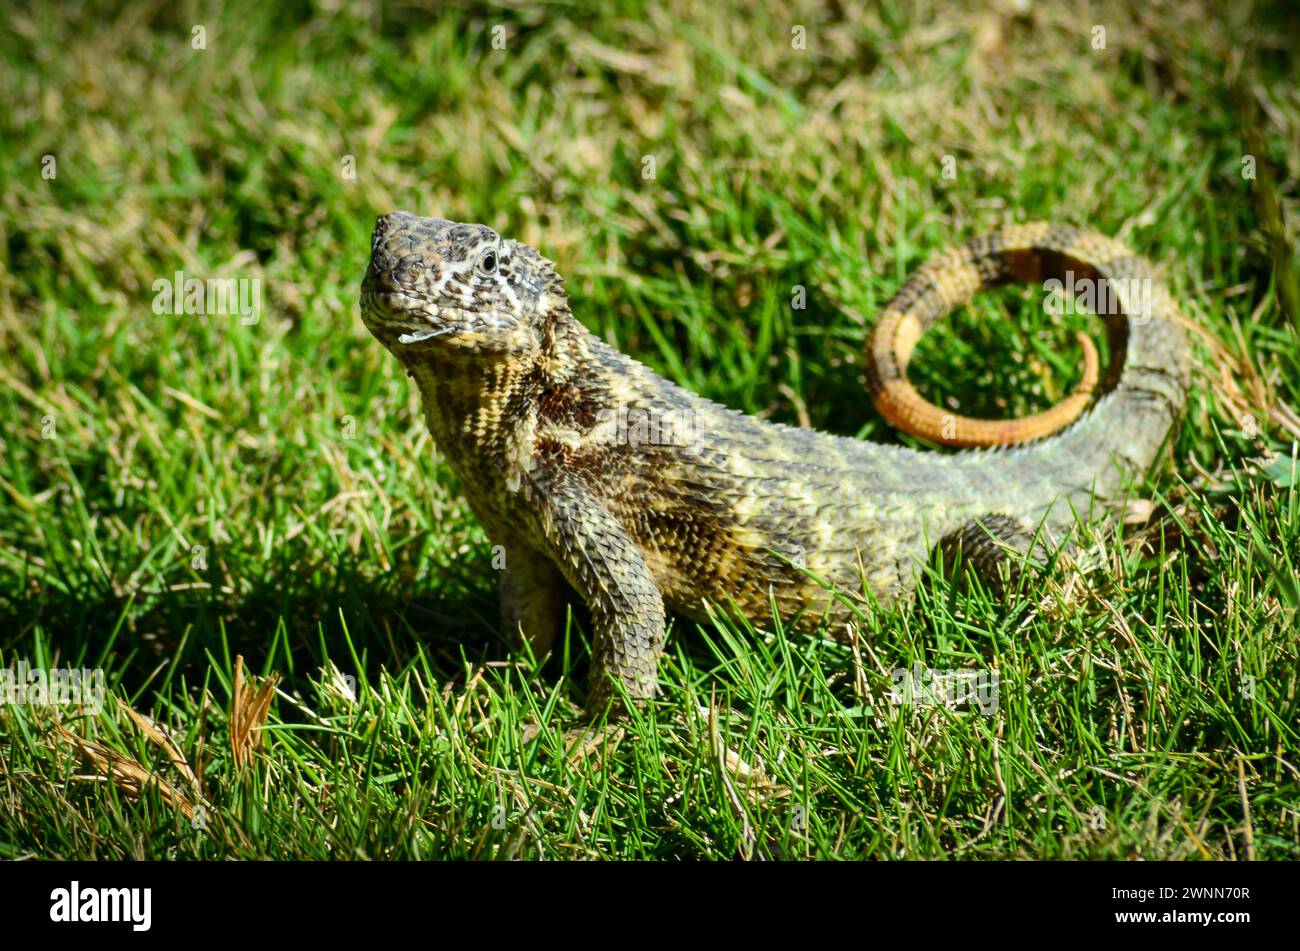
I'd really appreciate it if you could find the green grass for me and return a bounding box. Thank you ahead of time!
[1,0,1298,859]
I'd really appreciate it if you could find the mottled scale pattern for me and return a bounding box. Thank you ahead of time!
[361,213,1191,715]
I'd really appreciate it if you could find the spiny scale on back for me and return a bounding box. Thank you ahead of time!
[361,211,1191,714]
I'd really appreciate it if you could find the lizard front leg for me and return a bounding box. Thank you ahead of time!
[499,543,565,658]
[524,468,666,715]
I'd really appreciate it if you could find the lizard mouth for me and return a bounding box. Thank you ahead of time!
[360,280,453,343]
[361,285,516,350]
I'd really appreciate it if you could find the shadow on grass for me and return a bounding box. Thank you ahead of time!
[0,550,503,702]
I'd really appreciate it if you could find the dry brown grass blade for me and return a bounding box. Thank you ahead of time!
[50,721,197,820]
[230,655,280,768]
[115,696,201,796]
[1180,300,1300,442]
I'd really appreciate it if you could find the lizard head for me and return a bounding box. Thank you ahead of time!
[361,211,562,356]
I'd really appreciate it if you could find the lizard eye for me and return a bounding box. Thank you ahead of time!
[479,250,497,274]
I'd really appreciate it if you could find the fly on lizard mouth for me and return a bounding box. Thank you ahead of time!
[397,326,454,344]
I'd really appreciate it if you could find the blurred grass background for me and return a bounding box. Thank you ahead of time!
[1,0,1298,859]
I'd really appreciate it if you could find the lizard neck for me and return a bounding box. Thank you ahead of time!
[405,308,604,491]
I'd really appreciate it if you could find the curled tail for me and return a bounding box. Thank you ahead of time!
[867,222,1190,464]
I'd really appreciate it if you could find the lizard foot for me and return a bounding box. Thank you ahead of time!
[939,514,1067,598]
